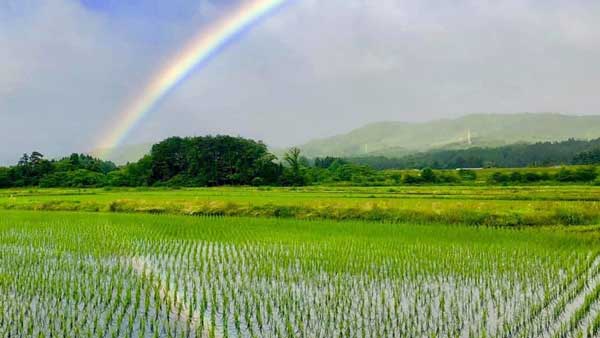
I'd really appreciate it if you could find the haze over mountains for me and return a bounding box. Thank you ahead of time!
[92,113,600,164]
[299,113,600,158]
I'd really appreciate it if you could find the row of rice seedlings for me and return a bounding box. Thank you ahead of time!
[539,254,600,338]
[506,252,600,338]
[552,275,600,338]
[0,212,595,337]
[119,238,568,338]
[589,310,600,337]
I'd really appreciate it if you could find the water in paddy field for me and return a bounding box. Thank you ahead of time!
[0,213,599,337]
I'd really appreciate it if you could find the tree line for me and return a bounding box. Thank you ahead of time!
[1,135,600,188]
[349,138,600,169]
[0,136,297,188]
[0,135,406,188]
[0,152,116,188]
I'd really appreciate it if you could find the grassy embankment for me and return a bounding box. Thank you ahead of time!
[1,185,600,226]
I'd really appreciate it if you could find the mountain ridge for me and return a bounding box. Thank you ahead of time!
[298,113,600,158]
[92,113,600,164]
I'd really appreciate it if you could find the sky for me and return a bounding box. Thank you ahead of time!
[1,0,600,164]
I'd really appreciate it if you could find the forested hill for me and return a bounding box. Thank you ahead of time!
[299,113,600,158]
[348,138,600,169]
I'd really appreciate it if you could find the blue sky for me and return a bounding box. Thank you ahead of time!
[1,0,600,163]
[77,0,223,44]
[80,0,196,16]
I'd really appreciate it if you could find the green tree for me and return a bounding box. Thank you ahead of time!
[147,135,282,187]
[282,147,306,186]
[457,169,477,181]
[0,168,10,188]
[29,151,44,165]
[489,172,509,184]
[420,168,436,183]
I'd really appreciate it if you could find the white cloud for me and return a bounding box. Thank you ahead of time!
[1,0,600,164]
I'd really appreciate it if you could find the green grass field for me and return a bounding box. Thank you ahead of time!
[2,185,600,226]
[1,187,600,337]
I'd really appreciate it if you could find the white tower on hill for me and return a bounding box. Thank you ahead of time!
[467,129,472,145]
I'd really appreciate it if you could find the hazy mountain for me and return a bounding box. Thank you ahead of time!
[298,113,600,158]
[93,113,600,164]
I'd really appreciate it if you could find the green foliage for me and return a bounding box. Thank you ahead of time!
[106,155,152,187]
[349,138,600,169]
[53,153,117,174]
[0,137,282,188]
[457,169,477,181]
[399,168,460,185]
[572,147,600,165]
[0,152,117,188]
[149,135,282,186]
[1,138,599,188]
[0,168,10,188]
[281,147,306,186]
[555,167,598,182]
[39,169,106,188]
[313,156,346,168]
[487,167,598,184]
[420,168,436,182]
[402,173,422,184]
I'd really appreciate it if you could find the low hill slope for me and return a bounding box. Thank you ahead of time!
[299,113,600,157]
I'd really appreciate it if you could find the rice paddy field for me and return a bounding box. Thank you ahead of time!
[1,187,600,337]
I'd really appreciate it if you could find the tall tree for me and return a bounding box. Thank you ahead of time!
[282,147,306,186]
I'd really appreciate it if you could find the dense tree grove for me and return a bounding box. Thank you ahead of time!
[1,135,600,188]
[0,136,293,188]
[146,136,283,186]
[573,148,600,165]
[349,138,600,169]
[0,153,116,188]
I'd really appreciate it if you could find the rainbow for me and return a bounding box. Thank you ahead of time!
[95,0,288,158]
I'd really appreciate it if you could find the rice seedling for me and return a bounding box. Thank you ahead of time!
[0,210,598,337]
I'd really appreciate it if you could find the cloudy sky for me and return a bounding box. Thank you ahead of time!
[1,0,600,164]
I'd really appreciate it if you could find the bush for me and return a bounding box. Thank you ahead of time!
[555,168,575,182]
[402,173,422,184]
[420,168,436,183]
[388,172,403,184]
[437,172,461,183]
[489,172,510,184]
[523,172,543,182]
[251,177,265,186]
[509,172,522,182]
[555,167,598,182]
[457,169,477,181]
[574,166,598,181]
